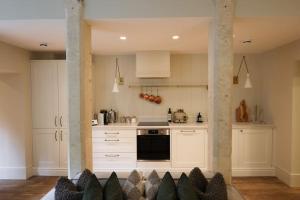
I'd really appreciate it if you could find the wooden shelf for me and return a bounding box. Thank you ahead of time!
[128,84,208,89]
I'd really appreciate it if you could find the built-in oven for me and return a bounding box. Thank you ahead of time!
[137,128,170,161]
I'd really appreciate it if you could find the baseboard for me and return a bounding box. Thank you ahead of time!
[0,167,27,179]
[32,168,68,176]
[276,167,300,187]
[290,173,300,187]
[232,168,275,177]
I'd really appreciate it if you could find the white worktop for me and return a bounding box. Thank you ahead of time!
[92,122,274,129]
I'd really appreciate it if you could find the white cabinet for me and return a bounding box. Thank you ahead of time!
[33,129,60,168]
[171,129,208,170]
[31,60,58,129]
[31,60,68,175]
[92,128,137,171]
[232,127,274,176]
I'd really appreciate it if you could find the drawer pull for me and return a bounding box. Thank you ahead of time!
[104,132,120,135]
[105,154,120,158]
[180,130,196,133]
[105,139,120,142]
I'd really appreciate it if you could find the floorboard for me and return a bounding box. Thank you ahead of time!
[0,176,300,200]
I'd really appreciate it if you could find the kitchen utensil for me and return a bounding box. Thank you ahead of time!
[149,88,155,102]
[108,109,117,123]
[172,109,188,123]
[154,88,162,104]
[125,116,132,123]
[139,87,144,98]
[143,88,149,100]
[131,116,137,123]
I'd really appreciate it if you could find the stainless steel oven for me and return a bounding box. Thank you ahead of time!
[137,128,170,161]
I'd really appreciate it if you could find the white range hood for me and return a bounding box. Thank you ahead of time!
[136,51,170,78]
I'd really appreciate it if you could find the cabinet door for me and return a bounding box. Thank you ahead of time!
[58,61,69,129]
[59,129,69,168]
[31,60,59,129]
[172,129,207,169]
[238,129,273,168]
[33,129,60,168]
[232,129,240,168]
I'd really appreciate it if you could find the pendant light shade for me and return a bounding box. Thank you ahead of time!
[244,73,253,88]
[112,78,119,93]
[112,58,121,93]
[234,56,253,89]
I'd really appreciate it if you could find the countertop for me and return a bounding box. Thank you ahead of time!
[92,122,274,129]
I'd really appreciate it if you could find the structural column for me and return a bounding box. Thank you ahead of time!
[208,0,235,184]
[65,0,93,178]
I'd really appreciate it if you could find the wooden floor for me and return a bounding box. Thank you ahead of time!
[0,176,300,200]
[233,177,300,200]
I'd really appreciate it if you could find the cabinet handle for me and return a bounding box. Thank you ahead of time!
[240,130,244,133]
[105,154,120,158]
[55,130,58,141]
[55,116,57,127]
[104,132,120,135]
[105,139,120,142]
[60,116,63,127]
[180,130,196,133]
[60,130,63,141]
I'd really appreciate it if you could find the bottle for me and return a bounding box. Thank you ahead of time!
[168,108,172,122]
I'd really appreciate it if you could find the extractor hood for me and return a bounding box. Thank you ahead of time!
[136,51,170,78]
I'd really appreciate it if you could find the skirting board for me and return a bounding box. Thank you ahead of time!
[0,167,27,179]
[32,168,68,176]
[232,168,275,177]
[276,167,300,187]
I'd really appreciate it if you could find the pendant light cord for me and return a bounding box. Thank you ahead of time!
[236,56,250,77]
[115,58,121,79]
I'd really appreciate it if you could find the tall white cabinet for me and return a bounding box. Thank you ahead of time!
[31,60,68,176]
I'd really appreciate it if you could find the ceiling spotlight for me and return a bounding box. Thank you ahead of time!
[40,42,48,47]
[120,36,127,40]
[172,35,180,40]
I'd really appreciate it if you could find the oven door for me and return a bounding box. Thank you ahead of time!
[137,134,170,161]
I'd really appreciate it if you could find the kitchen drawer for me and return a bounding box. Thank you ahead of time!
[93,129,136,138]
[93,152,136,169]
[93,137,136,153]
[172,129,206,134]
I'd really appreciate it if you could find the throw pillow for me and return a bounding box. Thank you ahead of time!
[83,174,103,200]
[123,170,145,200]
[77,168,93,191]
[189,167,208,193]
[197,173,228,200]
[103,172,124,200]
[156,172,177,200]
[55,177,83,200]
[145,170,160,200]
[177,173,199,200]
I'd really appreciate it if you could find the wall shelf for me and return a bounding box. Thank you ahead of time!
[128,84,208,89]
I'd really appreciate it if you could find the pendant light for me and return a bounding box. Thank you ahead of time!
[112,58,121,93]
[233,56,253,88]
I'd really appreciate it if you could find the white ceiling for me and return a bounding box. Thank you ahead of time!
[0,17,300,54]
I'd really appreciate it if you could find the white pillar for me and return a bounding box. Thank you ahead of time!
[208,0,235,184]
[65,0,93,178]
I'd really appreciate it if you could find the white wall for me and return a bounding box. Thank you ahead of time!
[93,54,263,122]
[260,39,300,187]
[0,41,31,179]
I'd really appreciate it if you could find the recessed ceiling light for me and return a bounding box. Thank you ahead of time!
[120,36,127,40]
[172,35,180,40]
[40,42,48,47]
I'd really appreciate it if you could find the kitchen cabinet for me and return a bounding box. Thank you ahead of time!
[232,127,274,176]
[171,129,208,170]
[31,60,68,175]
[92,128,137,171]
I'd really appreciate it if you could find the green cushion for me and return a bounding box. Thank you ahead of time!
[156,172,177,200]
[103,172,124,200]
[177,173,199,200]
[83,174,103,200]
[189,167,208,193]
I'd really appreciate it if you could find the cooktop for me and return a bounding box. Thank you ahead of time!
[137,122,169,126]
